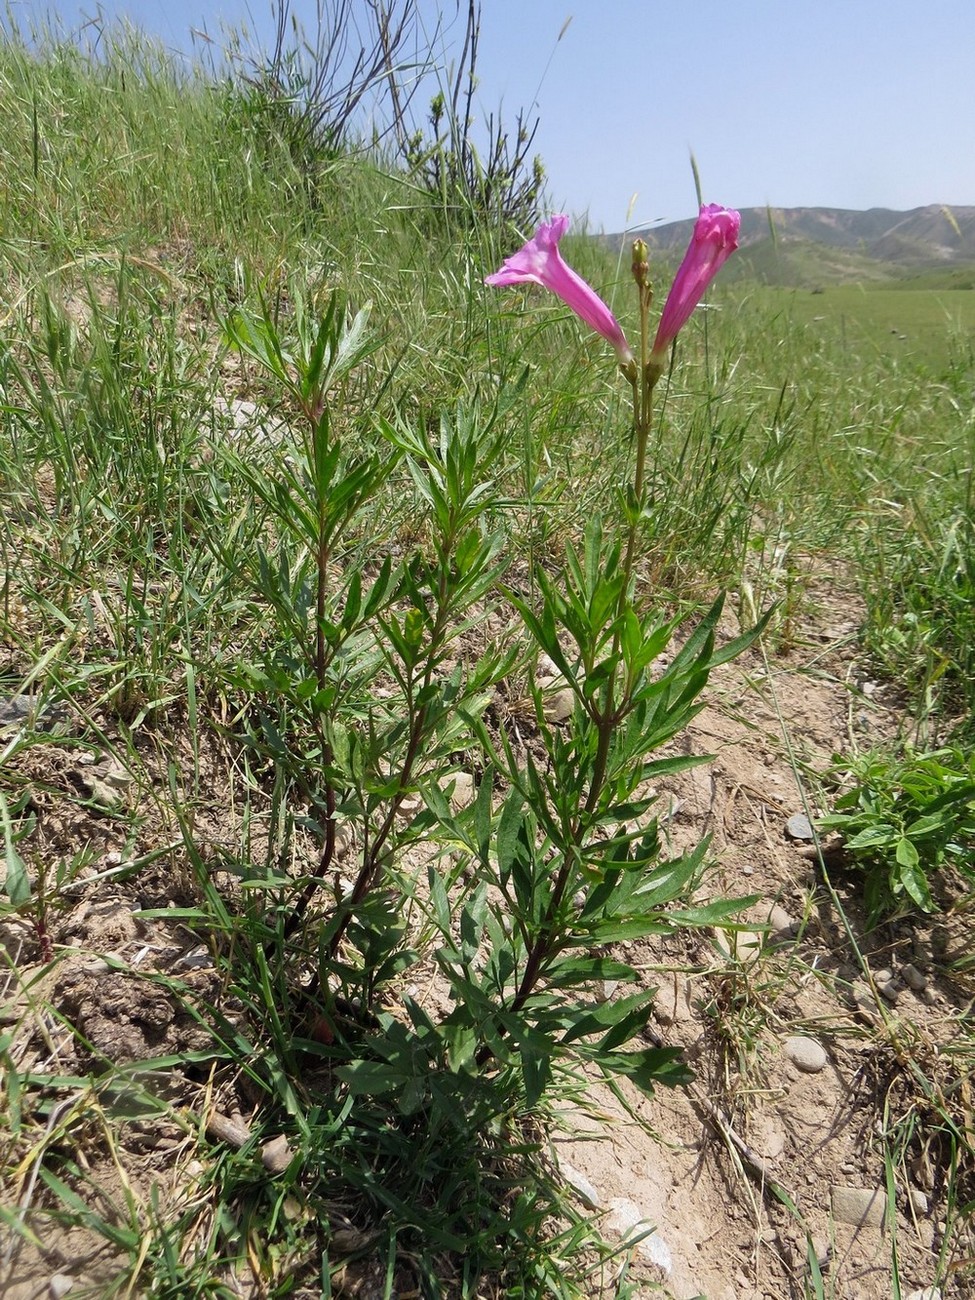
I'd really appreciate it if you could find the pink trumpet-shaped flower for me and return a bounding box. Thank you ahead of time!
[651,204,740,361]
[486,214,633,366]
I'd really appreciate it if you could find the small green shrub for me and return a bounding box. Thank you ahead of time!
[820,745,975,925]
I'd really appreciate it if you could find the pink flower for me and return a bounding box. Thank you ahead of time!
[651,204,740,361]
[486,214,633,366]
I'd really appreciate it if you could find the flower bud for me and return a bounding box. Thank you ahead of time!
[631,238,650,288]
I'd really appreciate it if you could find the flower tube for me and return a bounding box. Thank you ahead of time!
[650,204,740,363]
[487,214,633,367]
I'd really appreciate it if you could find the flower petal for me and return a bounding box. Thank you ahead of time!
[487,215,632,365]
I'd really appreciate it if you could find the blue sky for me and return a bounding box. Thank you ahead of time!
[9,0,975,232]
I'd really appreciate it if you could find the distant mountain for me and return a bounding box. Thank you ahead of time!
[614,205,975,287]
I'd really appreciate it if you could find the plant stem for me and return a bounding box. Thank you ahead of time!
[317,559,453,971]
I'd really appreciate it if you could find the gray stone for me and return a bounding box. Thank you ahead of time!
[75,755,133,811]
[0,693,68,732]
[176,946,213,970]
[851,981,875,1009]
[605,1198,672,1276]
[441,771,475,810]
[261,1134,294,1174]
[908,1188,930,1215]
[905,1290,942,1300]
[768,904,798,938]
[785,813,814,841]
[783,1035,827,1074]
[830,1185,887,1228]
[557,1158,601,1210]
[901,963,928,991]
[542,687,574,723]
[211,397,288,444]
[713,926,763,964]
[48,1276,76,1299]
[879,980,901,1005]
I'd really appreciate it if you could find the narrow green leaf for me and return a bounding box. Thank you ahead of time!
[495,788,525,882]
[1,793,31,908]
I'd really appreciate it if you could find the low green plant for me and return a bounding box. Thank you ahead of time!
[149,208,761,1287]
[820,744,975,925]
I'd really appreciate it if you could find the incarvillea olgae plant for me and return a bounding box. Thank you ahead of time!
[220,204,758,1121]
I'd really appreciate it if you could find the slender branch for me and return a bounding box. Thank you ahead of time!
[318,555,453,967]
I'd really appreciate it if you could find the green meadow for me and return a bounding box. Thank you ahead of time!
[757,283,975,370]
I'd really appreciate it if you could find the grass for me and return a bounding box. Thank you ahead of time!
[1,10,975,1298]
[752,283,975,372]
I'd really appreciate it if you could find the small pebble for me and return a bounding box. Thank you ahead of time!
[851,982,874,1009]
[713,926,763,964]
[879,980,901,1006]
[784,1035,827,1074]
[908,1188,930,1215]
[605,1198,672,1275]
[177,946,213,970]
[768,904,798,938]
[441,771,475,810]
[785,812,814,841]
[261,1134,294,1174]
[921,986,939,1006]
[905,1289,942,1300]
[542,687,574,723]
[48,1277,76,1299]
[900,963,927,991]
[831,1185,887,1228]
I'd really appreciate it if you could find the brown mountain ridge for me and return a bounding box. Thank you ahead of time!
[612,205,975,286]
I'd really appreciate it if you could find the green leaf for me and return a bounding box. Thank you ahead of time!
[427,864,451,931]
[334,1059,410,1096]
[894,836,920,870]
[846,824,898,851]
[594,1046,690,1092]
[558,992,653,1045]
[897,858,934,910]
[495,788,525,883]
[473,766,493,868]
[1,793,31,909]
[519,1036,550,1107]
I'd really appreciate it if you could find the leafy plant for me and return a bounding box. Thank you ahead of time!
[820,745,975,925]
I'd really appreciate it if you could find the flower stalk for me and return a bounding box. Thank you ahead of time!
[484,202,741,1032]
